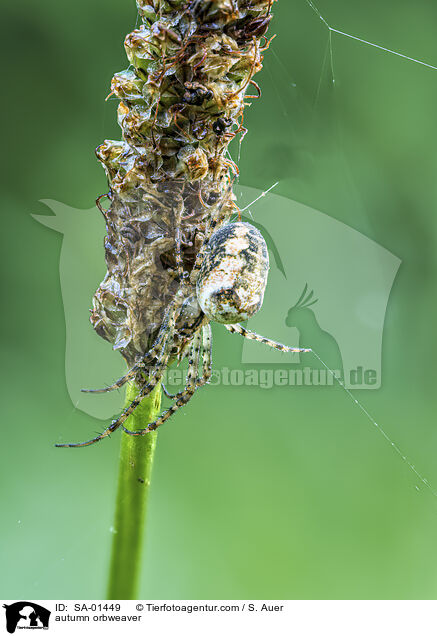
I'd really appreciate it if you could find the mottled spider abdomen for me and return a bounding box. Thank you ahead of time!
[196,222,269,324]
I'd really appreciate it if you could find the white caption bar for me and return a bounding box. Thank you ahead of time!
[1,600,436,635]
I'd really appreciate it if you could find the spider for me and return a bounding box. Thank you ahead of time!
[56,212,311,448]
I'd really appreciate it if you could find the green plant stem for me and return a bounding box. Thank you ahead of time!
[107,379,162,600]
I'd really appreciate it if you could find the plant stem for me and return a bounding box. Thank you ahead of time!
[106,380,162,600]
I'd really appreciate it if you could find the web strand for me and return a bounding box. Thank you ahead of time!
[239,182,279,213]
[301,0,437,498]
[304,0,437,72]
[311,351,437,500]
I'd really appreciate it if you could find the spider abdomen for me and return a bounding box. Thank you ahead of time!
[196,222,269,324]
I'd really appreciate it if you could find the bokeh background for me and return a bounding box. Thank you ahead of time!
[2,0,437,599]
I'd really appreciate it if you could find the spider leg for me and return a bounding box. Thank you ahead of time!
[196,323,212,389]
[123,385,196,435]
[173,201,188,283]
[190,185,235,286]
[54,416,125,448]
[161,382,178,399]
[224,323,312,354]
[104,364,169,436]
[161,324,212,399]
[122,330,203,435]
[80,365,141,394]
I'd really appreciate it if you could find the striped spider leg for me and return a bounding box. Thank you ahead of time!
[173,195,187,282]
[122,326,210,436]
[188,185,236,288]
[198,324,213,388]
[224,323,312,355]
[162,323,212,399]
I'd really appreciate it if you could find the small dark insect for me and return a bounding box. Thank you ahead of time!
[212,117,232,136]
[56,220,311,448]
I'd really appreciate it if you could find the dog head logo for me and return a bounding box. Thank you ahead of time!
[3,602,50,633]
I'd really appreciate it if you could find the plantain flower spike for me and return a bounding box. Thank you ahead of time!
[92,0,276,366]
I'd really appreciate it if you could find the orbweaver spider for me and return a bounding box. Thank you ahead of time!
[56,213,311,448]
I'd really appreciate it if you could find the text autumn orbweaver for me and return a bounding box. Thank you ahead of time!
[56,220,311,448]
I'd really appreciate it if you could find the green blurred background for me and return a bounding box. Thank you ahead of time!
[2,0,437,599]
